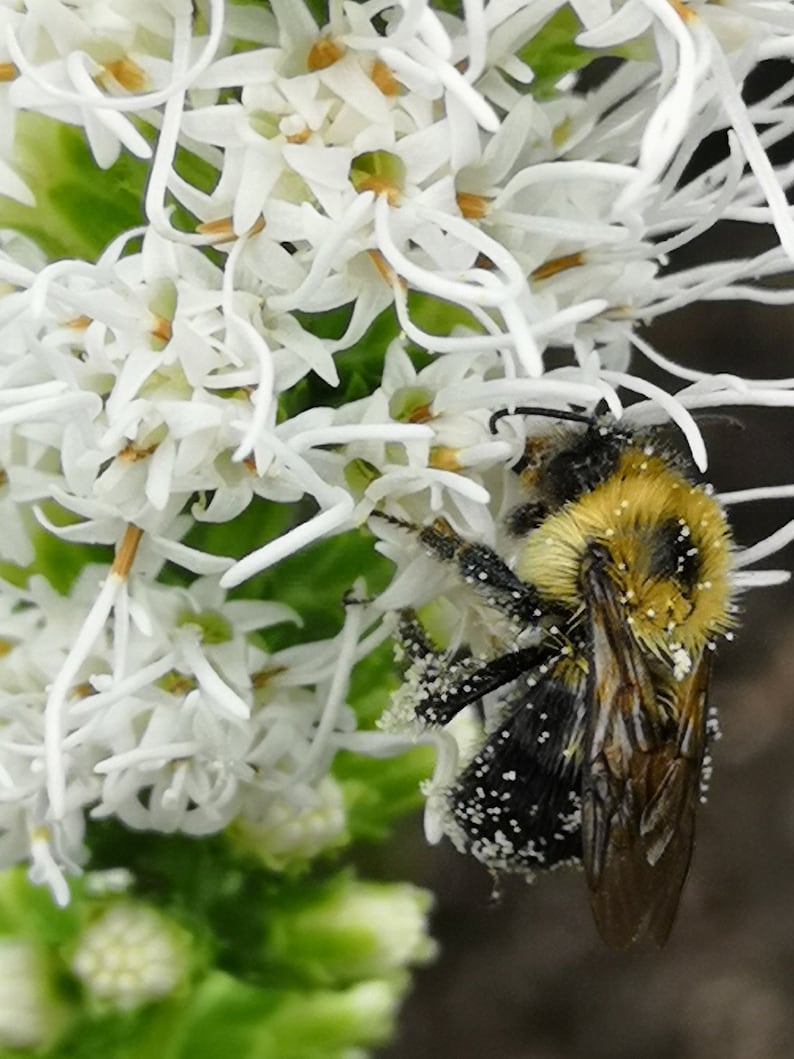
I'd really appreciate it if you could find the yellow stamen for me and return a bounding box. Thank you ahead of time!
[430,446,463,472]
[307,37,345,71]
[119,442,157,462]
[0,63,18,83]
[65,314,91,330]
[159,670,198,695]
[370,59,399,96]
[196,215,267,245]
[99,57,148,93]
[531,251,585,281]
[368,250,403,286]
[111,524,143,578]
[669,0,696,22]
[150,313,172,345]
[356,175,401,205]
[252,665,288,689]
[285,126,311,144]
[456,191,490,220]
[408,403,434,424]
[552,118,572,149]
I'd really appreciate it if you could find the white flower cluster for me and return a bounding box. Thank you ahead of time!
[0,560,391,904]
[0,0,793,898]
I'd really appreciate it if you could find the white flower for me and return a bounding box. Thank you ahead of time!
[6,0,225,168]
[0,552,390,898]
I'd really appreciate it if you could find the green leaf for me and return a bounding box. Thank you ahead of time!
[1,114,148,260]
[517,8,592,99]
[175,496,296,589]
[177,972,401,1059]
[516,6,640,101]
[0,869,81,946]
[0,516,113,595]
[45,1002,188,1059]
[405,291,483,350]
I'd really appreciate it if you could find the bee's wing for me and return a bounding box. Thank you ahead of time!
[581,555,710,948]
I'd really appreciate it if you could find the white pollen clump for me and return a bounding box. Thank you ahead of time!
[671,647,692,682]
[379,688,422,733]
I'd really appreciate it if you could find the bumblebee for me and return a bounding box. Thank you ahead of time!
[381,407,734,948]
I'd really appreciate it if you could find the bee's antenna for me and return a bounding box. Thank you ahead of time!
[489,406,596,435]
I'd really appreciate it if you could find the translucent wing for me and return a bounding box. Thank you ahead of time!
[581,552,710,948]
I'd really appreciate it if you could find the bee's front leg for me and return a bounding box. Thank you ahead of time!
[373,512,543,623]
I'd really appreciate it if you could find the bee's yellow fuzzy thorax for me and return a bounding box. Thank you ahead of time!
[516,447,734,658]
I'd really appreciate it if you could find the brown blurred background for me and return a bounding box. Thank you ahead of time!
[375,67,794,1058]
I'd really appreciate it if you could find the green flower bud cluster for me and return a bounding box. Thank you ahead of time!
[0,860,435,1059]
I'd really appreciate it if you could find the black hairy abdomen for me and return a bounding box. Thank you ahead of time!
[449,674,584,872]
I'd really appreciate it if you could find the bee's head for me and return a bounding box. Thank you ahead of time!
[489,406,638,508]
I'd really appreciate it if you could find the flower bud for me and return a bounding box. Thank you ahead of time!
[71,902,190,1011]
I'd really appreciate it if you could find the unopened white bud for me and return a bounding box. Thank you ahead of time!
[238,777,347,868]
[0,940,69,1049]
[72,903,189,1011]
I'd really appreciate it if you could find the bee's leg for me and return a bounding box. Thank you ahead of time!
[395,609,554,726]
[395,608,440,664]
[420,520,546,622]
[411,641,556,727]
[394,609,480,726]
[374,513,543,623]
